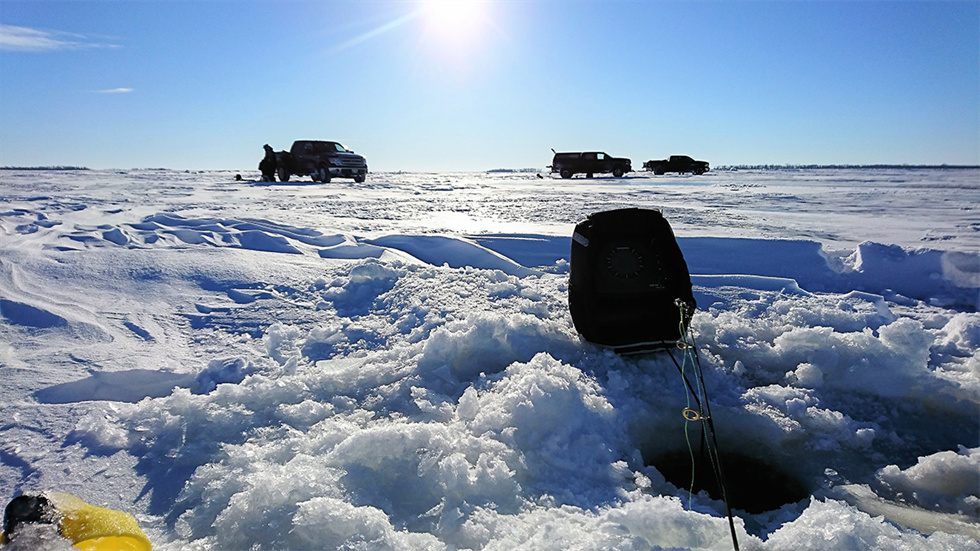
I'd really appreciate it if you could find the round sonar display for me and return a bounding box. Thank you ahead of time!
[605,246,644,279]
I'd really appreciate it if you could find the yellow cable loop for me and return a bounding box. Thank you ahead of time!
[676,300,708,549]
[676,301,698,512]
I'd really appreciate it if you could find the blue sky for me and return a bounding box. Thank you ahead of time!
[1,0,977,171]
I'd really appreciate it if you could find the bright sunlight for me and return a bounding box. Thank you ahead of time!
[417,0,489,40]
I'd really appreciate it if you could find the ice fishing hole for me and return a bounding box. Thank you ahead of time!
[649,450,810,514]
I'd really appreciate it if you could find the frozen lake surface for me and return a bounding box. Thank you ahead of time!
[0,167,977,550]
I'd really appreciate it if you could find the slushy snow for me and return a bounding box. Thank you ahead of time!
[0,167,977,550]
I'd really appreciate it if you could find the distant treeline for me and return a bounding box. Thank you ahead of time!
[1,166,90,171]
[716,164,980,170]
[488,164,979,173]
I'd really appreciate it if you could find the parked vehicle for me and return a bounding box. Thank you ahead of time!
[549,150,632,179]
[643,155,710,175]
[276,140,368,183]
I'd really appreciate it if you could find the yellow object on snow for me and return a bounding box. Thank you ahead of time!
[1,492,151,551]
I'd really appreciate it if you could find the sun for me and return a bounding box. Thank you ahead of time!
[417,0,489,40]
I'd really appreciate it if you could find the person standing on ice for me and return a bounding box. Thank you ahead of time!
[258,144,277,182]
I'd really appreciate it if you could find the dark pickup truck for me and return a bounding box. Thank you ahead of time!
[276,140,368,183]
[550,151,632,179]
[643,155,710,175]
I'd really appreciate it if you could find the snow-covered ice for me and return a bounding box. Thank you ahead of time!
[0,167,977,550]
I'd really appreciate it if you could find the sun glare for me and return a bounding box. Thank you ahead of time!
[418,0,488,40]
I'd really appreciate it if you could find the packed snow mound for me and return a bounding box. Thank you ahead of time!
[875,446,980,516]
[0,168,977,550]
[58,253,976,549]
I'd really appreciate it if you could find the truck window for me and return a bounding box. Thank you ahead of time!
[597,153,606,160]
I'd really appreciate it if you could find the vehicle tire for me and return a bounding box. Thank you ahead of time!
[613,168,624,178]
[694,168,704,175]
[560,169,572,179]
[317,167,330,183]
[277,166,290,182]
[654,169,664,176]
[354,175,365,183]
[586,172,594,179]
